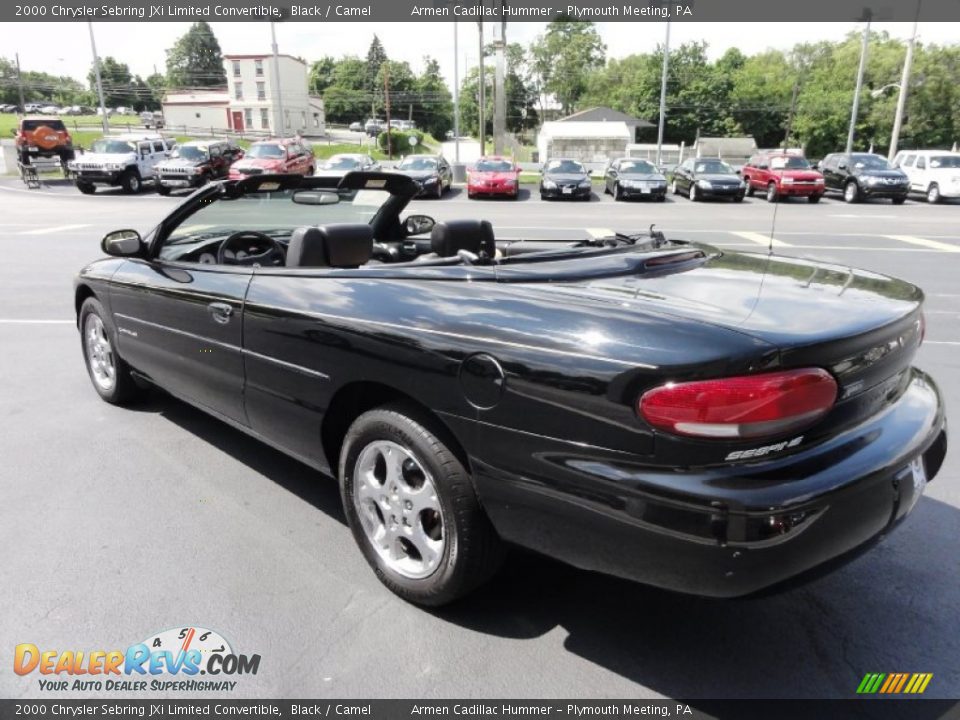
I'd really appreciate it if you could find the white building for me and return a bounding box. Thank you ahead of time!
[162,53,325,137]
[536,121,632,165]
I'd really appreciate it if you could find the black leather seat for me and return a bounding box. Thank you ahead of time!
[418,220,495,261]
[286,224,374,268]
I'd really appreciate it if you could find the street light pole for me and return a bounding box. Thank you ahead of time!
[889,13,919,161]
[270,22,286,137]
[453,22,460,162]
[655,21,671,167]
[845,15,871,154]
[87,22,109,134]
[477,21,485,154]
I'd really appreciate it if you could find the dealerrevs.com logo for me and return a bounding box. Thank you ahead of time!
[14,627,261,692]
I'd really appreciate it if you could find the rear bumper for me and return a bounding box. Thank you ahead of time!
[472,368,946,597]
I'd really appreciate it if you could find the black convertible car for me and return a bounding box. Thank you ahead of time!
[76,172,947,606]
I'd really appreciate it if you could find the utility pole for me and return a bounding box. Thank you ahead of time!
[846,13,871,154]
[492,15,507,156]
[270,22,286,136]
[655,21,671,167]
[384,63,392,158]
[14,53,26,112]
[453,23,460,162]
[783,82,800,150]
[889,8,920,161]
[477,21,485,155]
[87,23,109,134]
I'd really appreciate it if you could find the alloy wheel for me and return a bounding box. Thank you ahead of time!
[352,440,445,580]
[928,185,941,204]
[84,314,116,392]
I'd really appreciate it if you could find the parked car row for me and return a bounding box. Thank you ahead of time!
[9,103,145,116]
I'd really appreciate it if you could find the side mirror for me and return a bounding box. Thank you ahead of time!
[101,229,143,257]
[404,214,435,236]
[837,162,846,170]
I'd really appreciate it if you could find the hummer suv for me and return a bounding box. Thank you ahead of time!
[68,134,174,194]
[155,140,244,195]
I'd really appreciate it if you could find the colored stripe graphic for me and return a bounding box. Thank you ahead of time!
[857,673,932,694]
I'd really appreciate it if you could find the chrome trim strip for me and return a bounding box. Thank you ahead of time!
[113,313,330,381]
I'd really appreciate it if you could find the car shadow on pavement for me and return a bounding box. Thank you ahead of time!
[139,392,346,525]
[435,496,960,700]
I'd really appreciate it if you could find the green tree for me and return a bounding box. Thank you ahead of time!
[365,35,388,114]
[322,56,368,123]
[413,56,453,139]
[165,22,226,88]
[530,19,605,115]
[88,57,135,109]
[308,56,337,96]
[144,72,167,110]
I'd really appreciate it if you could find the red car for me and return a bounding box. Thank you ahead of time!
[228,137,314,180]
[467,156,521,199]
[742,151,825,203]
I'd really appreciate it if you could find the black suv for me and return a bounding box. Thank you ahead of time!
[820,152,910,204]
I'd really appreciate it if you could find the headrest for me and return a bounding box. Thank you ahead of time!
[286,224,373,268]
[430,220,495,258]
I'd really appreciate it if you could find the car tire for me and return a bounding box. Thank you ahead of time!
[733,193,744,203]
[339,403,504,607]
[656,194,666,202]
[671,179,679,195]
[156,183,171,196]
[843,181,860,204]
[79,297,145,405]
[744,180,755,197]
[76,181,96,195]
[808,194,822,204]
[120,170,141,194]
[892,196,907,205]
[613,183,622,201]
[927,184,941,204]
[766,182,778,203]
[689,183,698,201]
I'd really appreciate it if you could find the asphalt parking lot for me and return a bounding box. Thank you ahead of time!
[1,177,958,701]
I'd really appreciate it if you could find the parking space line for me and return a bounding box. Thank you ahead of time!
[0,319,73,324]
[19,224,90,235]
[885,235,960,253]
[925,341,960,346]
[729,231,792,248]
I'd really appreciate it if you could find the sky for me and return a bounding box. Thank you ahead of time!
[3,21,959,92]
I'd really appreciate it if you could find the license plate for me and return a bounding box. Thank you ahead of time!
[164,180,189,187]
[562,187,572,194]
[640,185,650,193]
[28,146,38,152]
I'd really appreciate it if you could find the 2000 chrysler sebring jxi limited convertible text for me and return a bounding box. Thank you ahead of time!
[75,172,948,607]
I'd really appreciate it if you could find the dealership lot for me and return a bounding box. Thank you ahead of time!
[1,178,958,700]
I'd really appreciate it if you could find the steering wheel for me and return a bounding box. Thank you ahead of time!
[217,231,285,267]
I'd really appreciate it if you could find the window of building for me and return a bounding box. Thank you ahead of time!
[255,59,264,77]
[260,108,269,130]
[313,113,320,128]
[232,61,240,78]
[257,82,266,101]
[285,110,290,129]
[244,108,253,129]
[234,83,243,100]
[301,111,306,129]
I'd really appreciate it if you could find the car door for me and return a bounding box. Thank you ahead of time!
[678,160,693,193]
[912,155,928,192]
[821,155,838,192]
[107,231,252,424]
[439,158,451,188]
[209,144,226,178]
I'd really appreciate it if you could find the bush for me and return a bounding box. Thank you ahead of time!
[377,128,425,155]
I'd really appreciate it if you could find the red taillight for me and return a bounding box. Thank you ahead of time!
[638,368,838,439]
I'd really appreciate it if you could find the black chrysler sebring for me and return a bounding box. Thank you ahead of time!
[540,158,593,200]
[75,171,947,607]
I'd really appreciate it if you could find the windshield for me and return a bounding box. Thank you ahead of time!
[694,160,735,174]
[475,159,514,172]
[398,157,437,171]
[618,160,656,174]
[930,156,960,169]
[545,160,586,174]
[160,187,391,262]
[22,119,67,131]
[770,155,810,170]
[172,145,208,162]
[851,154,891,170]
[248,144,286,159]
[90,139,135,154]
[322,157,361,170]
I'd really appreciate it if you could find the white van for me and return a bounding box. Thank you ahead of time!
[893,150,960,203]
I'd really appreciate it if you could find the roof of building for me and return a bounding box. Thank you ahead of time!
[539,121,633,139]
[558,106,654,128]
[224,54,307,65]
[695,136,758,156]
[162,90,230,106]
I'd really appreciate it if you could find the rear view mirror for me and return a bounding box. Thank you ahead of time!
[405,214,435,236]
[292,190,340,206]
[102,229,142,257]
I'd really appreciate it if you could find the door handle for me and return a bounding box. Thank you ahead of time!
[207,302,234,324]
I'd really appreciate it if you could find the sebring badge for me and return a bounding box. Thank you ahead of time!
[726,436,804,461]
